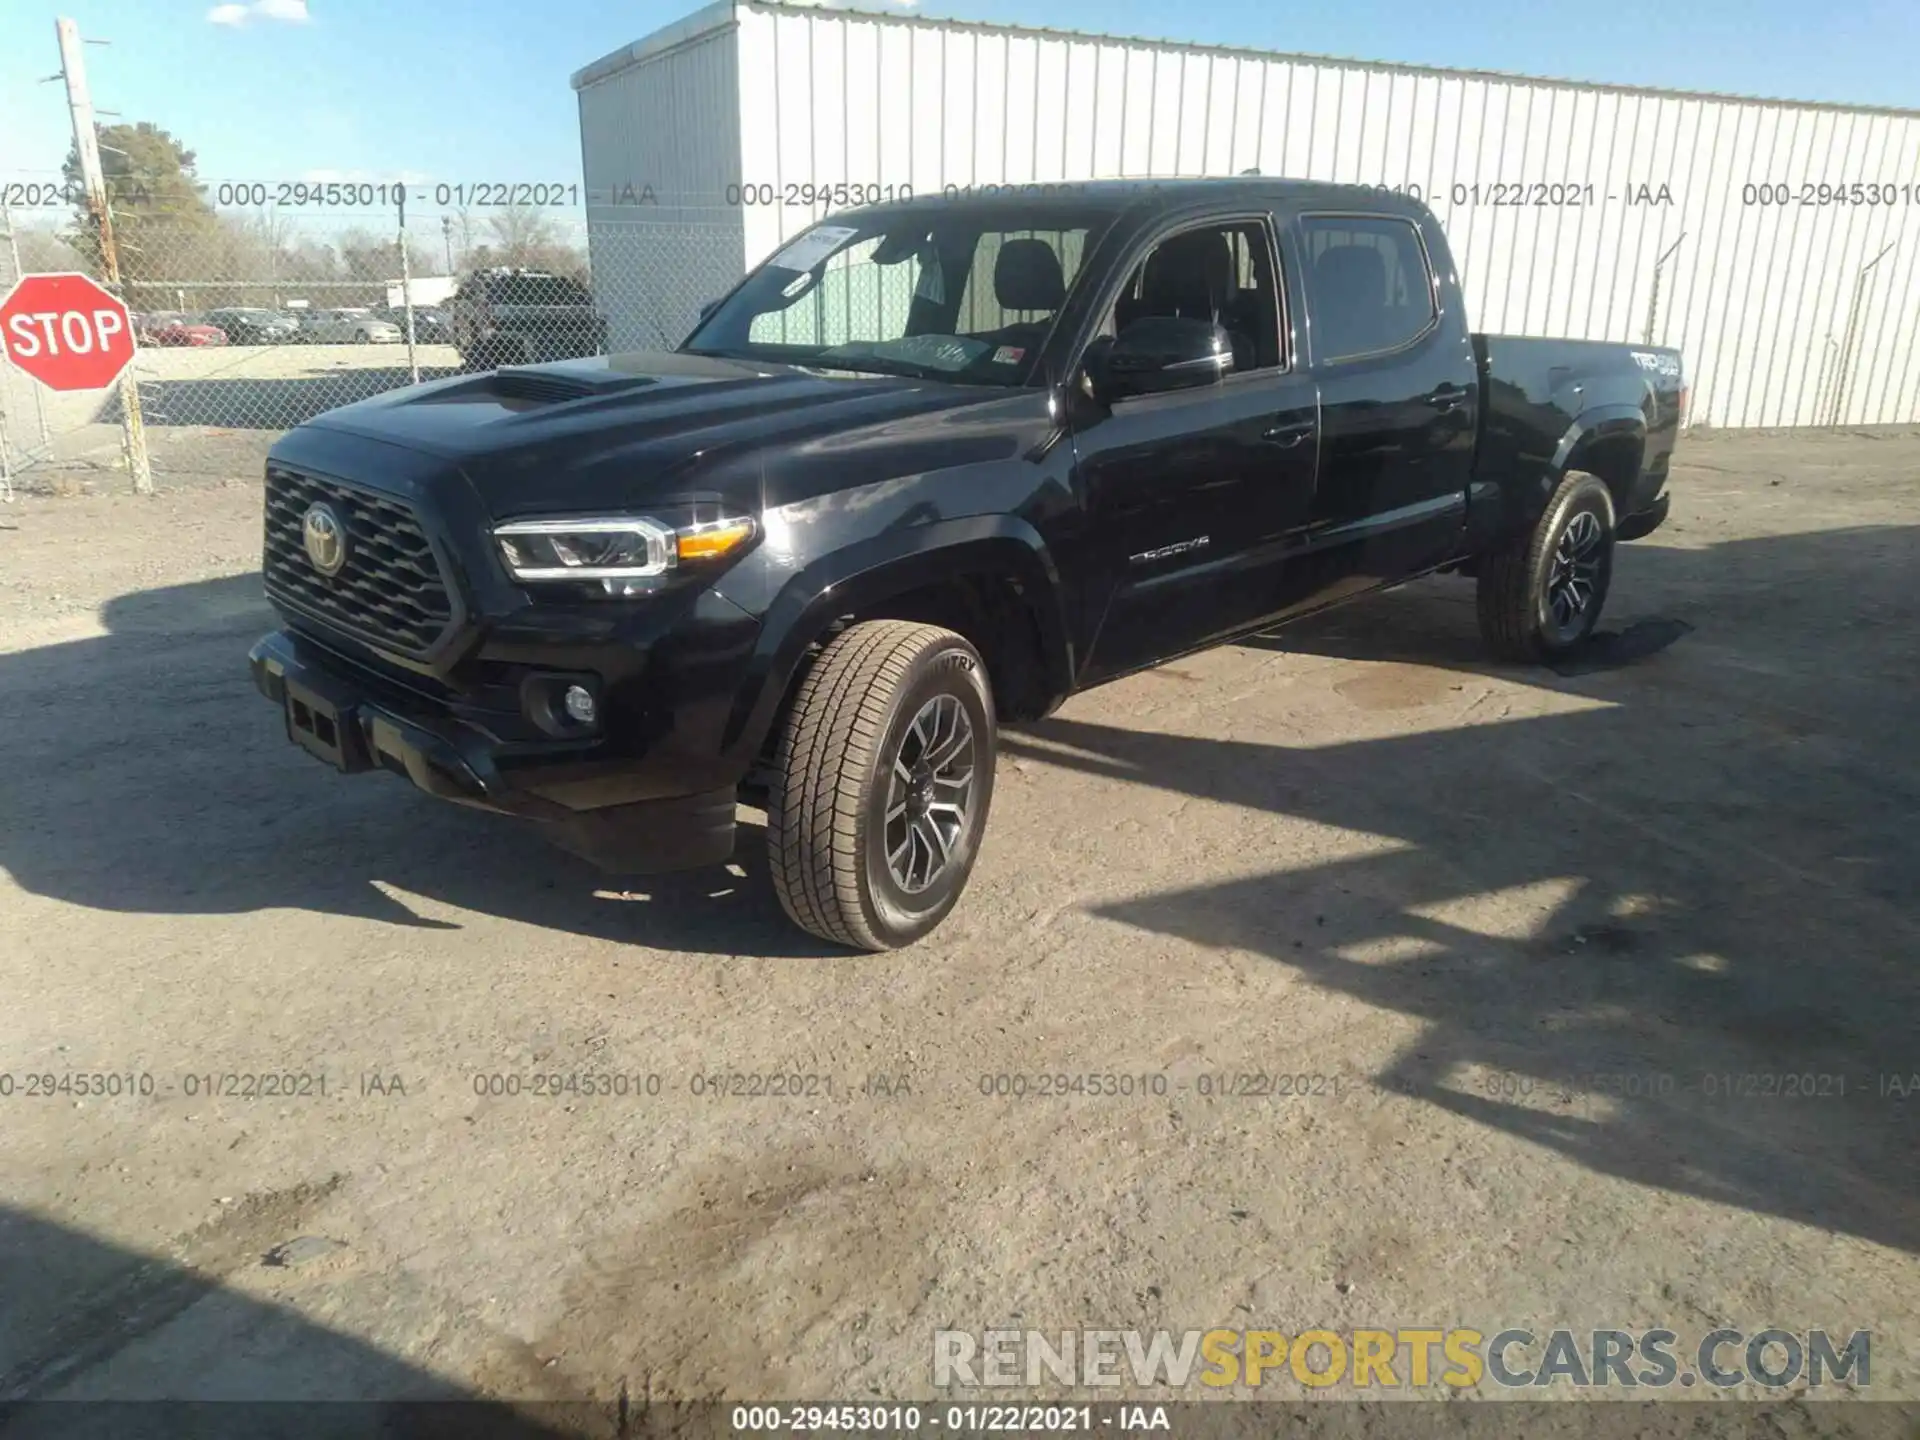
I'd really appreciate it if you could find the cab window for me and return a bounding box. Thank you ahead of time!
[1300,216,1436,361]
[1096,219,1285,373]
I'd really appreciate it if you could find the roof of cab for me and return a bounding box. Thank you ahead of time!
[830,175,1430,225]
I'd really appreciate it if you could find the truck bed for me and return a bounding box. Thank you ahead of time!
[1471,331,1684,539]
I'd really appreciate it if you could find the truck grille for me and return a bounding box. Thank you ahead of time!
[263,465,456,658]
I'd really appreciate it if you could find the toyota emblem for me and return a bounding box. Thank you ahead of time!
[302,502,348,577]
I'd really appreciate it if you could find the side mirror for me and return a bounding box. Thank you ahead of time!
[1088,316,1235,401]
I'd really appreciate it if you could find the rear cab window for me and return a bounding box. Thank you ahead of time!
[1299,215,1437,362]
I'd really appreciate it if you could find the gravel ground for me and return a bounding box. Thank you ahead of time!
[0,429,1915,1431]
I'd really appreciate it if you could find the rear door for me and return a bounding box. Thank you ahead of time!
[1070,214,1321,682]
[1281,211,1477,612]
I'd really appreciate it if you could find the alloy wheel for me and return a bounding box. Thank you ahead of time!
[882,693,976,895]
[1546,509,1606,636]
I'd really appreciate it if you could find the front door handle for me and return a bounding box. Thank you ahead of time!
[1426,387,1467,413]
[1262,420,1313,447]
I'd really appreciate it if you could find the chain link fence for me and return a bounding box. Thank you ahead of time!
[0,206,740,491]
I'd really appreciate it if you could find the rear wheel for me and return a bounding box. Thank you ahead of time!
[1476,470,1616,662]
[768,621,996,950]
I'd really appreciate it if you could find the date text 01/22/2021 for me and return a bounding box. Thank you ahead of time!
[729,1404,1170,1433]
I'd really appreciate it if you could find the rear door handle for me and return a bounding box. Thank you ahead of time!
[1426,389,1467,413]
[1262,420,1314,447]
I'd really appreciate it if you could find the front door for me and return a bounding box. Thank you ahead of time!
[1071,217,1320,683]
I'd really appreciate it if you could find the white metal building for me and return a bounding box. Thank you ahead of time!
[573,1,1920,428]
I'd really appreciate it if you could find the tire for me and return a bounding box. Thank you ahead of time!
[768,620,996,950]
[1476,470,1617,662]
[355,332,371,345]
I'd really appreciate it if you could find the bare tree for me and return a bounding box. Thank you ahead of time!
[486,203,558,265]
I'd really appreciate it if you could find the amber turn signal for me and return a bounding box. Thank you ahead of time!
[675,518,756,563]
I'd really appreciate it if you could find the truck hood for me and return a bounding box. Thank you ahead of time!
[299,350,1005,514]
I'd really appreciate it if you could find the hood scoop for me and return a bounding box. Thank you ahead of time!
[487,366,659,407]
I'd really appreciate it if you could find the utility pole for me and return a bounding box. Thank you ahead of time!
[56,17,151,495]
[441,214,453,274]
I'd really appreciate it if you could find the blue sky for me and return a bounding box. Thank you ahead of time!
[2,0,1916,217]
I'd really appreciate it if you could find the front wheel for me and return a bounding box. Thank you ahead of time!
[768,621,996,950]
[1476,470,1617,662]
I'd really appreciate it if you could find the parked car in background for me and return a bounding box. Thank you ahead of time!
[205,307,300,345]
[413,308,453,344]
[303,309,403,345]
[141,312,227,347]
[448,269,607,368]
[368,304,453,344]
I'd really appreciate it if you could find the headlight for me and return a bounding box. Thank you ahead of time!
[492,514,756,593]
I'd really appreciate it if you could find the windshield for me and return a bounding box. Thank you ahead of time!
[682,209,1112,385]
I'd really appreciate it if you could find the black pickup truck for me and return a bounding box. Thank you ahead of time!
[249,179,1681,949]
[447,268,609,369]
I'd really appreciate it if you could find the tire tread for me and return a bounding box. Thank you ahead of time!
[1477,469,1612,663]
[768,620,967,950]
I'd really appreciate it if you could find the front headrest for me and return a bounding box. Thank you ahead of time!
[995,238,1066,311]
[1141,230,1236,317]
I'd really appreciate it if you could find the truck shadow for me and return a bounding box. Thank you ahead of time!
[0,573,836,960]
[1002,522,1920,1256]
[0,1203,592,1436]
[1238,573,1695,679]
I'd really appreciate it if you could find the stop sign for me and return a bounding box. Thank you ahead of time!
[0,272,136,391]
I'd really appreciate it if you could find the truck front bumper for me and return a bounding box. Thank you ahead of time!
[249,629,737,874]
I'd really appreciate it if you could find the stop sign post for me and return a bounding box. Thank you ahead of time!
[0,268,151,493]
[0,272,137,391]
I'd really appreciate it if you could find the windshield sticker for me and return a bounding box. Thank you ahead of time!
[914,257,946,305]
[815,335,991,374]
[992,346,1026,365]
[768,225,859,273]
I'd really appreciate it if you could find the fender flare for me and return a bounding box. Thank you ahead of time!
[719,513,1076,763]
[1472,403,1650,553]
[1552,404,1648,480]
[1517,405,1647,534]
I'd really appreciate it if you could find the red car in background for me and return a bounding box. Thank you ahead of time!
[136,312,227,347]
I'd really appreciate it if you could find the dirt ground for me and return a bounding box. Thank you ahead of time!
[0,429,1916,1428]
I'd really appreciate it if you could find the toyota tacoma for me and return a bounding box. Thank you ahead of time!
[249,179,1682,949]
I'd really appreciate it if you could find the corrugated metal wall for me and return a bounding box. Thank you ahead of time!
[575,11,747,349]
[582,2,1920,427]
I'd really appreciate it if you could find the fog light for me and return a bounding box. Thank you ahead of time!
[562,684,597,726]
